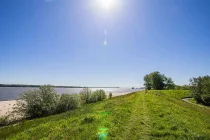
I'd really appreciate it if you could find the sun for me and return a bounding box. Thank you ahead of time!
[97,0,116,10]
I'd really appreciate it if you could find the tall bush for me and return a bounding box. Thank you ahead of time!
[13,87,107,119]
[79,88,92,104]
[13,85,60,118]
[79,88,106,104]
[109,92,112,99]
[190,76,210,105]
[57,94,81,113]
[89,90,107,103]
[94,89,106,101]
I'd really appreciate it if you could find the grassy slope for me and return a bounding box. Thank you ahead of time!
[0,90,210,140]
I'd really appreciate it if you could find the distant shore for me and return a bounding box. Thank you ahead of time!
[0,84,120,88]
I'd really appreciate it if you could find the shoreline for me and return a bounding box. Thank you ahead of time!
[0,92,138,117]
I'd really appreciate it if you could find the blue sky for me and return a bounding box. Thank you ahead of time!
[0,0,210,87]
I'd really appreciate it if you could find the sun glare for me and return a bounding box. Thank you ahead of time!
[98,0,116,10]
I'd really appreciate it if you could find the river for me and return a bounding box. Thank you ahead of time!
[0,87,142,101]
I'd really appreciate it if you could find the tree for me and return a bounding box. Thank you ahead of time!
[144,74,152,90]
[150,72,165,90]
[143,71,175,90]
[174,85,190,90]
[180,85,190,90]
[190,76,210,105]
[174,85,181,90]
[164,77,175,90]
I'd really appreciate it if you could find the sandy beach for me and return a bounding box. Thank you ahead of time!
[111,92,134,97]
[0,100,17,117]
[0,92,136,117]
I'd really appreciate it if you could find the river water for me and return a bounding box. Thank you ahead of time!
[0,87,142,101]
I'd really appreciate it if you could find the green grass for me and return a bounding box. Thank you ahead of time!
[0,90,210,140]
[187,97,210,109]
[188,98,197,104]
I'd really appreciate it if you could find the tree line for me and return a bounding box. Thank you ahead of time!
[190,76,210,105]
[144,71,210,105]
[0,84,119,88]
[144,71,176,90]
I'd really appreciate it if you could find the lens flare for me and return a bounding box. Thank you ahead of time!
[104,39,107,45]
[97,0,116,10]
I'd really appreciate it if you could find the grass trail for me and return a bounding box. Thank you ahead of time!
[120,93,150,140]
[0,90,210,140]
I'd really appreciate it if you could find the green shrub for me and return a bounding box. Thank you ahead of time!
[79,88,106,104]
[89,90,106,103]
[180,85,190,90]
[175,85,190,90]
[89,92,98,103]
[109,92,112,99]
[174,85,181,90]
[0,115,9,126]
[79,88,92,104]
[13,85,60,118]
[94,89,106,101]
[57,94,81,113]
[201,94,210,106]
[13,87,107,119]
[190,76,210,105]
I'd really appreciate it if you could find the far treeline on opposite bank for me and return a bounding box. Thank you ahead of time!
[0,84,120,88]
